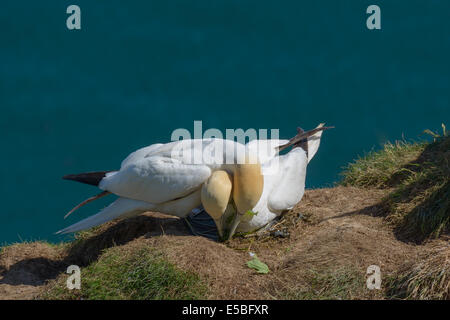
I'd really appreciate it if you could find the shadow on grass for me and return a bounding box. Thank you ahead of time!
[330,136,449,244]
[384,136,449,243]
[0,214,191,286]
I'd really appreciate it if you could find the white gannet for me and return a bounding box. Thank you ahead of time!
[57,124,332,239]
[231,123,329,233]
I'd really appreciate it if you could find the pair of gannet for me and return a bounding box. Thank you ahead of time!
[57,124,332,240]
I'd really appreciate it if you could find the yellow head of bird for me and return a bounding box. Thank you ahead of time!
[201,170,233,220]
[232,155,264,214]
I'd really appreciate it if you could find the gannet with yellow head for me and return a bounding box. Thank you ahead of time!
[56,124,332,240]
[200,170,232,238]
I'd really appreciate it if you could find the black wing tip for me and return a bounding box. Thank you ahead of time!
[62,171,112,186]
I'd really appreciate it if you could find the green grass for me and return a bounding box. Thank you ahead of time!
[340,140,426,188]
[340,126,449,241]
[40,245,208,300]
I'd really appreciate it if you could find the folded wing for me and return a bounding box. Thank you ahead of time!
[99,156,211,203]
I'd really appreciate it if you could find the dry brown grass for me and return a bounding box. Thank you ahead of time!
[0,242,65,300]
[142,236,263,299]
[0,186,445,300]
[341,135,450,242]
[386,239,449,300]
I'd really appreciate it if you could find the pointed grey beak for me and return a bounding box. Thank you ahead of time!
[214,218,224,240]
[277,126,334,153]
[227,214,242,240]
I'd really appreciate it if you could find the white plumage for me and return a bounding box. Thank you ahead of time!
[57,124,330,237]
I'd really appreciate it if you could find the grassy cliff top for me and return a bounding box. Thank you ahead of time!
[1,128,449,300]
[341,129,449,241]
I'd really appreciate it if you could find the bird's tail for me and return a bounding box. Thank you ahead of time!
[63,171,114,186]
[56,198,153,235]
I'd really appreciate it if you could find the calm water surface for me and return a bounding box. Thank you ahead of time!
[0,1,448,244]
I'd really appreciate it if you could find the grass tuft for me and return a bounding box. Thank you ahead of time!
[340,140,426,188]
[40,245,208,300]
[386,242,449,300]
[340,127,449,241]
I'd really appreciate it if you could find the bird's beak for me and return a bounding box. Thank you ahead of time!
[277,125,334,153]
[214,218,224,240]
[227,213,242,240]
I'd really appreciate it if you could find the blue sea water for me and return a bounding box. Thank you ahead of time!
[0,1,448,244]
